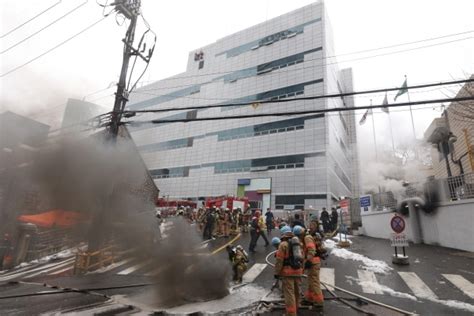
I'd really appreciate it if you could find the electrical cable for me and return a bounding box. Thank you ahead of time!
[125,78,474,114]
[1,1,89,55]
[0,0,63,38]
[0,15,110,78]
[124,97,474,125]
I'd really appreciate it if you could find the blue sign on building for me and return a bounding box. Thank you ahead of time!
[360,196,371,208]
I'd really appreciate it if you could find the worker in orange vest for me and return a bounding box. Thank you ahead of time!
[274,225,304,316]
[293,223,326,308]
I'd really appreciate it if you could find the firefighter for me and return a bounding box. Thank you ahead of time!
[230,208,239,235]
[223,208,231,238]
[242,208,250,233]
[226,244,249,283]
[203,208,214,240]
[275,226,304,316]
[293,223,326,307]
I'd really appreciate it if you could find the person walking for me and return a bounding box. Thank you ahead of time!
[248,210,269,252]
[265,208,274,234]
[274,226,303,316]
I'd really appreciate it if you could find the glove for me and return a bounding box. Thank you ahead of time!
[304,261,313,269]
[274,274,280,280]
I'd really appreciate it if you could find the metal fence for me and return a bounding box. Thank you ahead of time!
[446,172,474,200]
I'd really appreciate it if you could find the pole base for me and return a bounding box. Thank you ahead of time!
[392,254,409,265]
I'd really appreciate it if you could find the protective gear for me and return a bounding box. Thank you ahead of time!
[278,222,288,229]
[271,237,281,247]
[254,210,261,217]
[275,239,303,316]
[288,236,304,269]
[303,233,324,305]
[280,225,292,236]
[292,225,304,236]
[228,244,248,283]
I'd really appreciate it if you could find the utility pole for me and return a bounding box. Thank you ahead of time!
[88,1,143,253]
[110,0,141,136]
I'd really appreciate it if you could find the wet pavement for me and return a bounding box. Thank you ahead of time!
[1,227,473,315]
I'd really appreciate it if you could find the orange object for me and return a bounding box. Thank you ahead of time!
[18,209,85,228]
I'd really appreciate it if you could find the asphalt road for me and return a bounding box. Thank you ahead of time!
[1,222,473,315]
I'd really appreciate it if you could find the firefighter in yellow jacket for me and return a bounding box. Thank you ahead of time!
[293,223,325,307]
[274,225,304,316]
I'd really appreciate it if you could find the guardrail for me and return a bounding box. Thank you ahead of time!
[73,245,115,275]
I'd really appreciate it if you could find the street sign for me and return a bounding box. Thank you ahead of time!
[360,196,371,207]
[390,215,406,234]
[391,233,409,247]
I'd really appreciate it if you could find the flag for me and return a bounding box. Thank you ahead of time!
[359,109,372,125]
[381,93,389,114]
[394,78,408,101]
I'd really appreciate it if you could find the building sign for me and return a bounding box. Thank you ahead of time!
[359,195,372,212]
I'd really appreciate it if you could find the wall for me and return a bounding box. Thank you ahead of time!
[361,199,474,252]
[419,200,474,252]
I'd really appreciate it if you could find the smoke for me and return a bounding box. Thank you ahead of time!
[361,143,431,196]
[1,129,230,306]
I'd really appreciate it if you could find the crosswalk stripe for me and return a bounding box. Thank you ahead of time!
[398,272,438,300]
[49,264,74,276]
[117,259,153,275]
[243,263,267,283]
[320,267,335,287]
[357,270,384,294]
[24,258,76,279]
[0,258,74,282]
[442,274,474,299]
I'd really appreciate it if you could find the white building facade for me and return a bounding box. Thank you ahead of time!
[127,1,360,211]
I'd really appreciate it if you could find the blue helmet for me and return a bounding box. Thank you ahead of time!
[271,237,281,246]
[293,225,304,236]
[280,225,292,236]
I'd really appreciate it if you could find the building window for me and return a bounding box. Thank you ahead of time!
[198,60,204,69]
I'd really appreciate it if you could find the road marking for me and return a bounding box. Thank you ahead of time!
[49,264,74,276]
[0,258,74,282]
[320,267,335,287]
[117,259,152,275]
[357,270,383,294]
[443,274,474,299]
[89,258,134,274]
[243,263,267,283]
[398,272,438,300]
[24,258,76,279]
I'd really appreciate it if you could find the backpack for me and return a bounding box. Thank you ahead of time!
[287,237,304,269]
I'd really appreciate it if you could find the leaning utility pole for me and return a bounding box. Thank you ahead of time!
[109,0,141,136]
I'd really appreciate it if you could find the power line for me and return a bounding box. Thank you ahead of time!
[0,15,110,78]
[0,0,63,38]
[1,1,89,55]
[124,96,474,125]
[134,29,474,85]
[124,78,474,114]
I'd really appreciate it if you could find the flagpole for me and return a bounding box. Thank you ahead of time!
[405,75,417,140]
[370,99,378,161]
[405,75,419,159]
[388,113,395,152]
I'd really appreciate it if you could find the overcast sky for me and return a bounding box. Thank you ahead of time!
[1,0,473,156]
